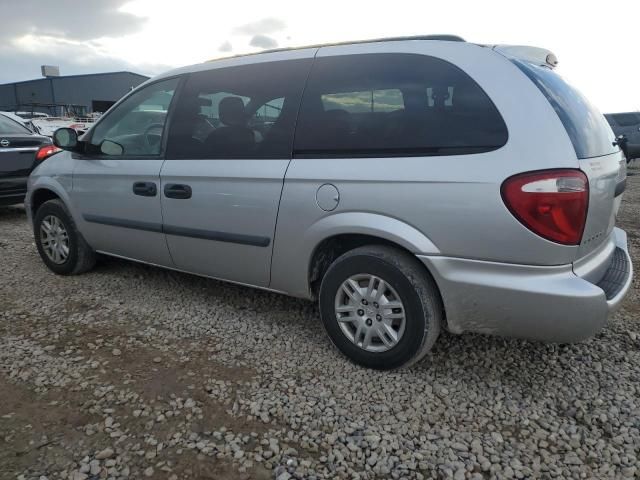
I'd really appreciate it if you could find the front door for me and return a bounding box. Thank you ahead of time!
[71,77,180,266]
[160,57,313,287]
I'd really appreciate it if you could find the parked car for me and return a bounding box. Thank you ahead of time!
[605,112,640,161]
[1,111,41,134]
[27,36,632,369]
[15,111,50,120]
[0,113,59,206]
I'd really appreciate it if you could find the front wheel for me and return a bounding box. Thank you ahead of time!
[319,245,442,369]
[34,199,96,275]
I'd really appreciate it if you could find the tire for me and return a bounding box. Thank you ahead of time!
[34,199,96,275]
[319,245,442,370]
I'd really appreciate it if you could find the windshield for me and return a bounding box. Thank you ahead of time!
[513,60,617,159]
[0,114,31,135]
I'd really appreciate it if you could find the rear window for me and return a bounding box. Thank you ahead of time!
[512,60,616,159]
[294,53,508,157]
[0,114,30,134]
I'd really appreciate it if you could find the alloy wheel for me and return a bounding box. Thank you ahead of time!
[334,274,406,353]
[40,215,70,264]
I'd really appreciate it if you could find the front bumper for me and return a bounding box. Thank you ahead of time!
[418,227,633,343]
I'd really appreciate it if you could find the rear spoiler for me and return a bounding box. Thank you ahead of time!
[491,45,559,69]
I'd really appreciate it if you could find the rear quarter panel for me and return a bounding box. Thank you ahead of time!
[577,151,625,258]
[270,41,582,297]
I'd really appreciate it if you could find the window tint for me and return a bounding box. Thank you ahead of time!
[88,77,179,156]
[0,114,30,134]
[512,60,616,159]
[294,53,508,157]
[613,113,640,127]
[167,59,312,159]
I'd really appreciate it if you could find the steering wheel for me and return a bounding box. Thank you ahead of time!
[143,123,165,150]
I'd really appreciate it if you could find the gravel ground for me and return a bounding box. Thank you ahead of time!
[1,165,639,480]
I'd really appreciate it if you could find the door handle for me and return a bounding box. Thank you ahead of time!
[133,181,157,197]
[164,183,192,199]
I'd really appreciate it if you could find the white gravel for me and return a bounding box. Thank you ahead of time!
[0,164,638,479]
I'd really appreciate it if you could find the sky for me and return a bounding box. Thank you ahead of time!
[0,0,638,112]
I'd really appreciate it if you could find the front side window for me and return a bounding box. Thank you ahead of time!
[294,53,508,157]
[88,77,179,156]
[166,59,312,159]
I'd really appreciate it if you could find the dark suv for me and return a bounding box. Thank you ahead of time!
[605,112,640,159]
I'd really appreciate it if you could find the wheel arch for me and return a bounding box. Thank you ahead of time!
[304,212,441,299]
[27,175,76,226]
[30,188,62,219]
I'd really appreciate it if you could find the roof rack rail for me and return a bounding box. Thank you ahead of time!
[208,34,466,62]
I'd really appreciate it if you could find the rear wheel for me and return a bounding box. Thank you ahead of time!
[34,199,96,275]
[319,245,442,369]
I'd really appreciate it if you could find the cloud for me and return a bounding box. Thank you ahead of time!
[233,18,286,36]
[0,0,154,84]
[0,0,146,42]
[249,35,278,49]
[0,37,169,84]
[218,41,233,52]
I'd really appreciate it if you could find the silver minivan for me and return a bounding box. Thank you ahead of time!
[27,36,633,369]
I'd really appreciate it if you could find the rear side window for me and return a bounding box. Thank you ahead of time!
[167,59,312,159]
[322,89,404,113]
[512,60,616,159]
[294,53,508,157]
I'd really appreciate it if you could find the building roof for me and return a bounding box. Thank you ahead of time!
[0,71,150,87]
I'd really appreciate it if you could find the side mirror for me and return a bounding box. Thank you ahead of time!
[52,128,78,150]
[100,139,124,156]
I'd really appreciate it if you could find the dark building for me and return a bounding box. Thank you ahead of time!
[0,71,149,117]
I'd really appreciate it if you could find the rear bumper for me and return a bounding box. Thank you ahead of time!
[418,227,633,343]
[0,176,27,206]
[596,229,633,311]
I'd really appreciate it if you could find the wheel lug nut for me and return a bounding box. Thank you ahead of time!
[366,318,372,326]
[373,302,379,308]
[361,300,368,305]
[376,314,382,321]
[357,309,365,316]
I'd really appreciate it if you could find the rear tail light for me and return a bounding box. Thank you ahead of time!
[501,169,589,245]
[35,144,61,162]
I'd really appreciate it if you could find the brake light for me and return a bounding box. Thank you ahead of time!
[35,144,61,162]
[501,169,589,245]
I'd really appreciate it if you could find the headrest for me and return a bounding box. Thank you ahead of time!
[324,109,351,122]
[431,86,451,107]
[324,109,352,131]
[182,95,212,116]
[219,96,246,127]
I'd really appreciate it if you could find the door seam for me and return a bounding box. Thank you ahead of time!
[158,159,177,265]
[267,48,320,288]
